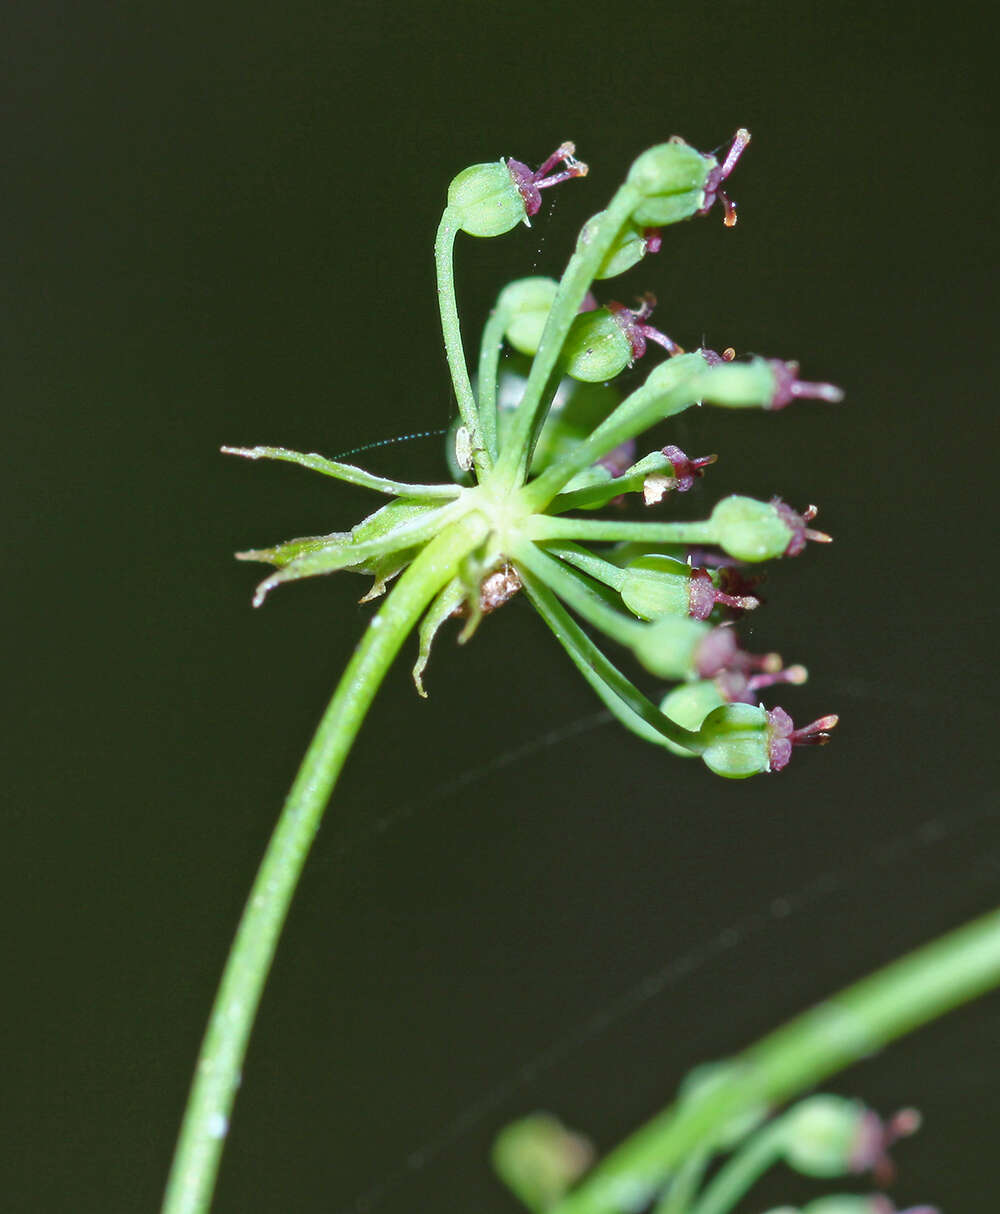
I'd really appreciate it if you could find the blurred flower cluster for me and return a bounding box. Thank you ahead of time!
[493,1090,936,1214]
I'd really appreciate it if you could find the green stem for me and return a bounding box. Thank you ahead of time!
[540,540,627,592]
[551,907,1000,1214]
[528,516,717,547]
[652,1150,710,1214]
[476,303,509,460]
[547,451,675,515]
[518,566,702,754]
[512,538,643,651]
[686,1122,785,1214]
[161,512,489,1214]
[435,208,492,476]
[496,184,641,485]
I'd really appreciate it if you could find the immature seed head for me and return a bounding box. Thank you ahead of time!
[628,128,750,228]
[448,143,587,237]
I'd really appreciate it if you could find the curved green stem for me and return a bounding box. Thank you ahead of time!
[686,1122,785,1214]
[512,537,643,651]
[435,207,491,475]
[551,906,1000,1214]
[162,512,489,1214]
[518,564,701,754]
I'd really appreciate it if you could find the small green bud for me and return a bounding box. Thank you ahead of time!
[448,159,527,237]
[492,1114,595,1211]
[783,1099,924,1186]
[562,308,634,382]
[448,143,587,238]
[563,296,682,383]
[628,129,750,227]
[781,1096,873,1179]
[578,212,661,278]
[622,554,759,621]
[498,276,559,356]
[660,657,810,758]
[710,496,798,562]
[699,703,838,776]
[637,615,765,683]
[621,555,693,619]
[710,496,833,562]
[633,616,731,680]
[659,680,728,756]
[628,141,713,226]
[696,702,772,778]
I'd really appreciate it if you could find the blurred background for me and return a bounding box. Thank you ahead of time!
[5,0,998,1210]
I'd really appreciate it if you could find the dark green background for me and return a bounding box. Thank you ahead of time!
[6,1,998,1210]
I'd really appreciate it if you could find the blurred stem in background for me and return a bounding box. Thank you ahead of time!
[546,907,1000,1214]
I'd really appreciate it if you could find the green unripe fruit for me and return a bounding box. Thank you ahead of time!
[448,160,527,237]
[696,702,771,778]
[781,1096,869,1179]
[627,141,712,227]
[579,212,651,279]
[710,495,794,562]
[498,277,558,355]
[562,308,633,382]
[492,1114,594,1211]
[633,615,710,679]
[448,144,588,238]
[659,680,727,757]
[621,555,692,619]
